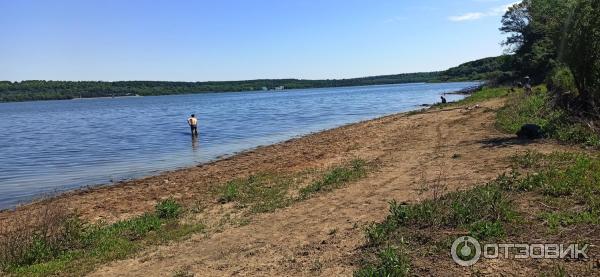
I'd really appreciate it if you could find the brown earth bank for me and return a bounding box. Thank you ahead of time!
[0,98,584,276]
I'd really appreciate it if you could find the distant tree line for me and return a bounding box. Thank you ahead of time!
[0,56,514,103]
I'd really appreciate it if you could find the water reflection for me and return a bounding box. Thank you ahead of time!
[191,134,199,152]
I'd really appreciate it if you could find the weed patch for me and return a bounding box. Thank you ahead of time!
[299,159,367,199]
[356,151,600,275]
[355,247,410,277]
[497,88,600,147]
[1,199,203,276]
[217,159,369,214]
[217,173,294,213]
[366,182,514,246]
[155,199,182,219]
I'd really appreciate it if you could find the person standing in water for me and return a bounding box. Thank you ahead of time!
[187,114,198,136]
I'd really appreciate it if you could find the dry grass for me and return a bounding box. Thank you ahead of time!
[0,201,80,270]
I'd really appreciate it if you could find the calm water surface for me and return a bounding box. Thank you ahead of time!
[0,82,478,209]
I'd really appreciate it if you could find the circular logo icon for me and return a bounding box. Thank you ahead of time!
[451,236,481,266]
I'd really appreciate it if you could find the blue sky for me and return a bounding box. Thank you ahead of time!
[0,0,517,81]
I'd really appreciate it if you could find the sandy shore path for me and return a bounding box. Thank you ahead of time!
[69,98,569,276]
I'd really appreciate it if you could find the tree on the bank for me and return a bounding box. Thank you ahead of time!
[501,0,600,117]
[562,0,600,115]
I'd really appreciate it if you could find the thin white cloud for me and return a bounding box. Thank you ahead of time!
[449,2,519,22]
[449,12,485,22]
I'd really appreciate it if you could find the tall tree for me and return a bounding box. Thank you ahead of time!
[500,0,576,83]
[562,0,600,114]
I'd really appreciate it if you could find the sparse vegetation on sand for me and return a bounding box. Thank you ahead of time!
[0,159,370,276]
[217,159,369,214]
[0,199,202,276]
[355,151,600,275]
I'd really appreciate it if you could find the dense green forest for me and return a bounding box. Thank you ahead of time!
[0,56,513,102]
[500,0,600,118]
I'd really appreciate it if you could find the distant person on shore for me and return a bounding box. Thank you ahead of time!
[440,96,447,104]
[524,76,532,95]
[188,114,198,136]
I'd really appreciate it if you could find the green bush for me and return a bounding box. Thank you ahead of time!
[548,65,578,96]
[155,199,182,219]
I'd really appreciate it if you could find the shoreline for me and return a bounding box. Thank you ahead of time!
[0,81,479,104]
[0,92,468,213]
[0,101,432,216]
[0,98,453,222]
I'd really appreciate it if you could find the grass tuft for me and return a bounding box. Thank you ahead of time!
[155,199,183,219]
[354,247,410,277]
[299,159,367,199]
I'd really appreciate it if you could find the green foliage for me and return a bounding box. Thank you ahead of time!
[433,86,511,109]
[439,55,516,84]
[155,199,183,219]
[496,88,556,132]
[506,151,600,233]
[299,159,367,199]
[354,247,410,277]
[500,0,600,114]
[548,65,578,96]
[496,89,600,146]
[358,151,600,274]
[469,221,505,240]
[219,181,240,203]
[460,86,510,103]
[449,185,515,227]
[539,211,600,231]
[562,0,600,109]
[0,213,85,272]
[217,173,293,213]
[214,160,368,214]
[366,182,514,246]
[500,0,576,83]
[2,199,203,277]
[510,152,600,200]
[510,150,545,169]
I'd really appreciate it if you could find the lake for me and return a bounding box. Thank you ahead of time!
[0,82,479,209]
